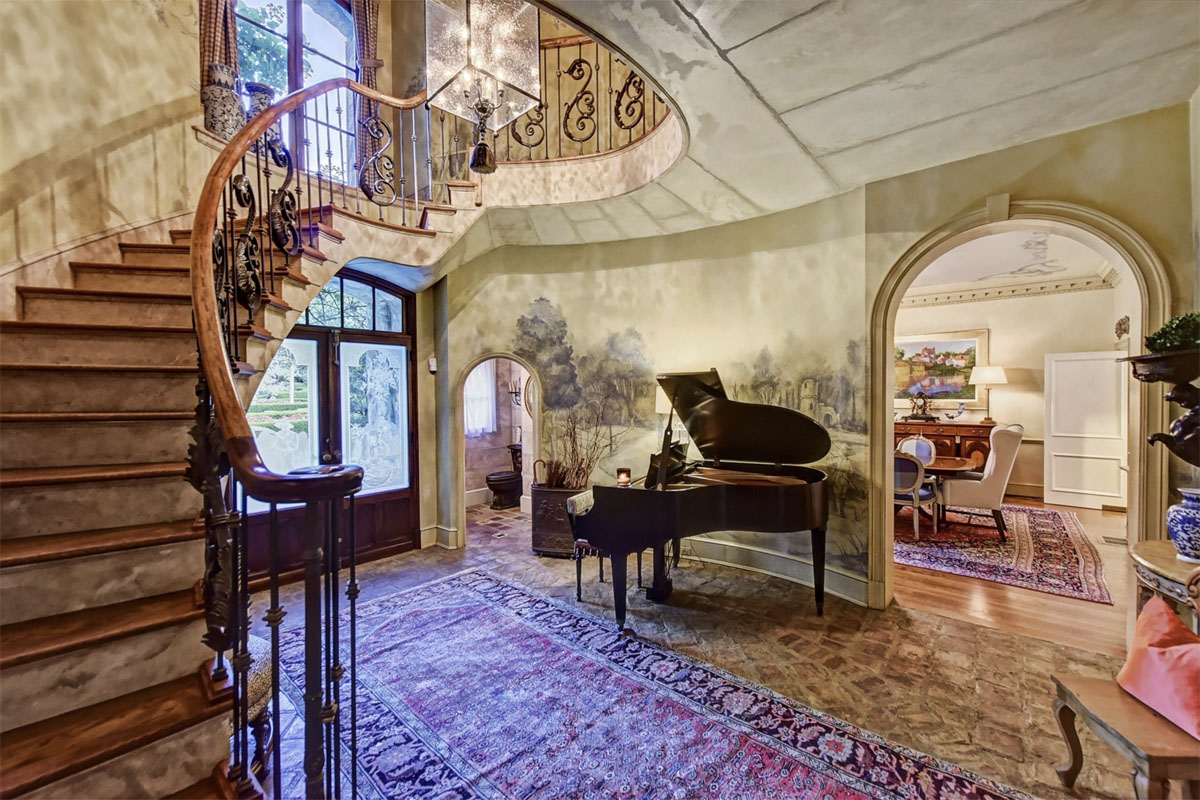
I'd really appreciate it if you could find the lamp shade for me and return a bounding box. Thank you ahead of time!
[968,365,1008,386]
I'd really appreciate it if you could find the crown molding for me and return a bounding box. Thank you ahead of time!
[901,269,1116,308]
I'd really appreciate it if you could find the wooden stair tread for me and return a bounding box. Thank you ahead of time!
[118,242,189,253]
[0,362,197,373]
[0,461,188,488]
[70,261,189,273]
[0,320,194,335]
[0,672,229,798]
[0,411,194,423]
[1053,675,1200,759]
[0,589,202,669]
[16,285,192,303]
[0,519,199,568]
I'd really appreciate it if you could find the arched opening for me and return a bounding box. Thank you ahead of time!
[867,200,1172,653]
[447,352,543,550]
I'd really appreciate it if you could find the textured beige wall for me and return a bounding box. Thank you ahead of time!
[0,0,206,271]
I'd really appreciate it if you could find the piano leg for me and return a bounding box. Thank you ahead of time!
[636,550,642,588]
[575,553,583,601]
[671,536,681,567]
[646,543,674,603]
[812,526,826,616]
[610,554,627,630]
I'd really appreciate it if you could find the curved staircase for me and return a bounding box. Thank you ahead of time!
[0,188,458,795]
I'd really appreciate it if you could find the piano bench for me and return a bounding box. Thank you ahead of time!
[573,542,642,602]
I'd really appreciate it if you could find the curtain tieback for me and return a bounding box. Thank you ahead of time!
[358,58,384,70]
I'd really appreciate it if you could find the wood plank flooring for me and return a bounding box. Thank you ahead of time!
[893,498,1130,659]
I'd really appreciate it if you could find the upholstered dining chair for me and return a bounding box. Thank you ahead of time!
[894,452,938,538]
[938,423,1024,541]
[896,434,937,466]
[566,490,642,601]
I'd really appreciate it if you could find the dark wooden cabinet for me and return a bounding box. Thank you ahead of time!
[894,420,995,468]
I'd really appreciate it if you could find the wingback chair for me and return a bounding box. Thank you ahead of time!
[939,423,1024,541]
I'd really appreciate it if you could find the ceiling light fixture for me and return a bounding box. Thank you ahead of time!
[425,0,540,174]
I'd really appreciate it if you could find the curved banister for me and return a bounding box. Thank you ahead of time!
[190,78,425,502]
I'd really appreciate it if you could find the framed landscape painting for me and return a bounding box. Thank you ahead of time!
[894,328,989,409]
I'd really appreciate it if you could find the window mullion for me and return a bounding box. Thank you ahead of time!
[287,0,303,94]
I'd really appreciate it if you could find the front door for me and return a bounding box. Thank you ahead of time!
[1043,351,1127,510]
[244,272,419,577]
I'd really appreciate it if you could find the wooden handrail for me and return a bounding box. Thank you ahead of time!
[190,78,424,503]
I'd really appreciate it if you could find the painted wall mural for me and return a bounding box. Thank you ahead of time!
[506,295,869,578]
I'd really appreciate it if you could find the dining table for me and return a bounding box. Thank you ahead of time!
[918,456,975,522]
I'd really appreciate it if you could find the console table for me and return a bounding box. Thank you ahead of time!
[894,420,995,468]
[1130,539,1199,633]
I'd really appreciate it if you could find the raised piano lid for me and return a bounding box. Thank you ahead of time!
[657,369,832,466]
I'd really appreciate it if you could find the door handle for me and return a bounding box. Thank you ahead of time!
[322,452,333,464]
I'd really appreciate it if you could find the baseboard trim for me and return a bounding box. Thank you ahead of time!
[1007,482,1043,498]
[419,525,437,548]
[683,537,869,607]
[519,494,531,514]
[434,525,458,549]
[465,487,490,507]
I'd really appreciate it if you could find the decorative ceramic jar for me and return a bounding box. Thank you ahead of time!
[244,82,282,145]
[1167,488,1200,563]
[201,63,245,142]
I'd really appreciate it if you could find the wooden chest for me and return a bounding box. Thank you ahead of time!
[894,420,995,468]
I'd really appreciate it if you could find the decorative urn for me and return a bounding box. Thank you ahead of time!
[1166,488,1200,563]
[202,63,245,142]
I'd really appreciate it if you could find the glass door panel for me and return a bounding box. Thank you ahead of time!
[339,341,409,494]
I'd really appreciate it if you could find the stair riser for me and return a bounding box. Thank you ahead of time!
[22,295,192,326]
[0,538,203,624]
[23,712,228,800]
[119,247,190,268]
[0,619,209,732]
[72,269,190,294]
[0,419,192,469]
[0,330,196,366]
[1,477,200,538]
[0,370,196,413]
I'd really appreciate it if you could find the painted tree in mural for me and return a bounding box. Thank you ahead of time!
[512,298,582,410]
[578,328,655,426]
[751,347,781,405]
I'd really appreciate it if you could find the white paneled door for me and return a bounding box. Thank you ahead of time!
[1044,351,1128,509]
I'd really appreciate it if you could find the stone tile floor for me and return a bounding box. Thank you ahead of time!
[257,506,1138,800]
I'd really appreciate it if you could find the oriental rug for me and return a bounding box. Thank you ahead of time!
[894,504,1112,603]
[279,569,1034,799]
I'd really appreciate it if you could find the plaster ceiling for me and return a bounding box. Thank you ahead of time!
[475,0,1198,249]
[908,231,1110,292]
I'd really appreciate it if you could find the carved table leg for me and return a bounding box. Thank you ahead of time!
[1131,769,1170,799]
[1053,699,1083,788]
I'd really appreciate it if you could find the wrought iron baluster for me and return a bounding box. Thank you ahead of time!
[336,92,348,209]
[331,496,343,799]
[302,500,325,799]
[259,132,276,297]
[425,106,434,203]
[304,108,315,248]
[410,107,419,221]
[267,503,284,800]
[324,94,336,209]
[347,493,359,799]
[397,108,407,227]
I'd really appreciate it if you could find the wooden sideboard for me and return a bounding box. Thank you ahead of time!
[894,420,995,468]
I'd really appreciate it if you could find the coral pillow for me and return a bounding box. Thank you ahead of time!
[1116,596,1200,740]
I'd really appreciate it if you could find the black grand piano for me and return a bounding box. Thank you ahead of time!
[568,369,830,630]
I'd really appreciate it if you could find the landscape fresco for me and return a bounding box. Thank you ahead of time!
[894,335,980,404]
[510,296,869,577]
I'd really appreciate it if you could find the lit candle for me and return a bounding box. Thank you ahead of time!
[616,467,632,487]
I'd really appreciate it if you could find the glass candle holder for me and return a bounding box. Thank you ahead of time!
[616,467,632,487]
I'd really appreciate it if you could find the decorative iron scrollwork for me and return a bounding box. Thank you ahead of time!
[186,369,236,655]
[512,103,546,149]
[563,58,597,143]
[358,108,397,206]
[614,68,645,131]
[266,140,302,256]
[230,175,262,312]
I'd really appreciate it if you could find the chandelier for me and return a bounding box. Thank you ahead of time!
[426,0,541,173]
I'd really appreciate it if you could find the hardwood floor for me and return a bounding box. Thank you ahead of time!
[894,497,1131,659]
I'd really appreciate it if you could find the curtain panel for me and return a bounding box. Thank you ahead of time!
[199,0,240,87]
[351,0,383,174]
[464,360,498,437]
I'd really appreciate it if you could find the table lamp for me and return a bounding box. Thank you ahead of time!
[968,365,1008,425]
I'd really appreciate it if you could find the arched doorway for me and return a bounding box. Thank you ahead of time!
[445,353,543,549]
[867,200,1172,612]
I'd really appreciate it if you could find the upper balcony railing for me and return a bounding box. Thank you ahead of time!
[428,34,670,200]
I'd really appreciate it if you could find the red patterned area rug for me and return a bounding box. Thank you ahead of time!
[280,569,1034,799]
[894,504,1112,603]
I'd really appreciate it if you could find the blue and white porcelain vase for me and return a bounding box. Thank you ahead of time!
[1167,488,1200,563]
